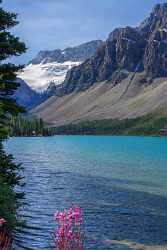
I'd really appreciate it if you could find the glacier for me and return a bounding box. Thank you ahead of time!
[17,61,81,93]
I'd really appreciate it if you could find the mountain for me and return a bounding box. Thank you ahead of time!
[30,40,103,64]
[62,3,167,94]
[13,78,45,110]
[17,40,103,93]
[32,3,167,129]
[17,61,81,93]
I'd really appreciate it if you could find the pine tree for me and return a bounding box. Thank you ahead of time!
[0,0,26,138]
[0,0,26,232]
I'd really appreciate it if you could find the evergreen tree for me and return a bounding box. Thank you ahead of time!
[0,0,26,233]
[10,116,55,137]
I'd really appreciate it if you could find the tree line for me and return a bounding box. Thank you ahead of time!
[10,116,55,137]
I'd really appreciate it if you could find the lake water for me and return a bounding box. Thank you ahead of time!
[4,136,167,250]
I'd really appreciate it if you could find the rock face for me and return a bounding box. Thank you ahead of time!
[30,40,103,64]
[141,4,167,77]
[144,29,167,77]
[62,27,145,94]
[61,3,167,94]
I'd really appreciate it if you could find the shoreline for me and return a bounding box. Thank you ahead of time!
[9,134,167,139]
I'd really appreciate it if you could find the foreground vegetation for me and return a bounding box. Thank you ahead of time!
[54,207,84,249]
[53,114,167,136]
[0,0,26,247]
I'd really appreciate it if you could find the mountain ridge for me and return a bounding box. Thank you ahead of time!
[30,40,103,65]
[31,3,167,127]
[17,40,103,94]
[61,3,167,94]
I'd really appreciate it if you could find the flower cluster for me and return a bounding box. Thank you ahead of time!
[54,207,84,250]
[0,218,11,250]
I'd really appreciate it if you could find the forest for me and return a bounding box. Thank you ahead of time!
[53,114,167,136]
[10,116,54,137]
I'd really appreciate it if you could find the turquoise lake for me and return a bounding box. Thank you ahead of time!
[4,136,167,249]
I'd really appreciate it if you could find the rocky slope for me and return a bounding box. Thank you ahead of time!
[17,40,103,93]
[32,74,167,126]
[32,3,167,126]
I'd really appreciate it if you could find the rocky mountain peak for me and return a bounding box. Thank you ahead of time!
[108,28,122,41]
[139,3,167,36]
[60,3,167,95]
[153,3,167,13]
[30,40,103,65]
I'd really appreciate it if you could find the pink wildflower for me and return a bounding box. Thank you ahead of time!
[53,206,84,250]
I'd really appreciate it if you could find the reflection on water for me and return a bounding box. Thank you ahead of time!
[4,136,167,250]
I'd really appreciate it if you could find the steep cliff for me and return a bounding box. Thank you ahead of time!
[61,4,167,94]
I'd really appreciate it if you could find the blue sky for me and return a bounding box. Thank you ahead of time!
[2,0,167,64]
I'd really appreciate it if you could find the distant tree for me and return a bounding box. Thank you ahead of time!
[10,115,55,137]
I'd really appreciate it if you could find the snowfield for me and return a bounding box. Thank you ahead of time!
[17,61,81,93]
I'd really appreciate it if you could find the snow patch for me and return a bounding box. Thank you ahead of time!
[17,61,81,93]
[159,28,167,32]
[153,39,159,43]
[61,50,66,55]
